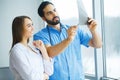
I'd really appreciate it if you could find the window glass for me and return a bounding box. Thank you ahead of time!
[104,0,120,78]
[52,0,79,25]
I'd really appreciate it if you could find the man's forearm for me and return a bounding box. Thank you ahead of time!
[46,38,72,58]
[90,31,102,48]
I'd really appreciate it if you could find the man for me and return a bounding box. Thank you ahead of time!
[34,1,102,80]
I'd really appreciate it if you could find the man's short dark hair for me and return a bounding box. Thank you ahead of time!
[38,1,53,17]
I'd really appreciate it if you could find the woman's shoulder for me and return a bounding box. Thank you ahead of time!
[10,43,26,54]
[12,43,24,49]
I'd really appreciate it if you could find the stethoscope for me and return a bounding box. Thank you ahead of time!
[46,24,67,45]
[47,25,52,45]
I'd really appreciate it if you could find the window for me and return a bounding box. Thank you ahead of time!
[51,0,79,25]
[104,0,120,79]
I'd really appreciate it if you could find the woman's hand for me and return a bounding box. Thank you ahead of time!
[44,73,49,80]
[33,40,49,60]
[33,40,46,53]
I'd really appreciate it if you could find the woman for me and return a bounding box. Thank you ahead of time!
[9,16,53,80]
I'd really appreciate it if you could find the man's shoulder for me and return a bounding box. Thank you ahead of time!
[61,24,70,29]
[33,27,49,40]
[34,27,47,35]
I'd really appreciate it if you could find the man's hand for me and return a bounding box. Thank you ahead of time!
[67,26,78,41]
[87,18,97,32]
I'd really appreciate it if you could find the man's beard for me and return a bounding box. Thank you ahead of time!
[46,16,60,25]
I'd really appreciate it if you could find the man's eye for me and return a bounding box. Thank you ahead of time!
[47,12,52,15]
[54,9,56,12]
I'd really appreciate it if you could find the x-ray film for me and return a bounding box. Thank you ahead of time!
[77,0,88,25]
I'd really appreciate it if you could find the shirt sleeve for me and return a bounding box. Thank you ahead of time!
[43,58,54,76]
[10,45,44,80]
[78,26,92,47]
[33,30,51,45]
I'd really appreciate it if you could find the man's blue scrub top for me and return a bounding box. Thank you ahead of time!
[34,24,92,80]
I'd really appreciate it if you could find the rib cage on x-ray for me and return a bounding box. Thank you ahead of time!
[77,0,88,25]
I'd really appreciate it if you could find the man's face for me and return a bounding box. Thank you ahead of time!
[43,4,60,25]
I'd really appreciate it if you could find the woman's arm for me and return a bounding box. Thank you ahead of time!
[33,40,54,76]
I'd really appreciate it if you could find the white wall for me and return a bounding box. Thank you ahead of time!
[0,0,44,67]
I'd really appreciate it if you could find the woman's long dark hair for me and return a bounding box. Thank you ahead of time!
[11,16,31,49]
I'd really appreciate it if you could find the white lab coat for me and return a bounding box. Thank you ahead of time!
[9,43,53,80]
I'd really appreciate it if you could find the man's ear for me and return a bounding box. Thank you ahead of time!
[42,17,46,21]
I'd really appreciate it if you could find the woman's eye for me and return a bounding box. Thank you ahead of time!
[27,24,33,27]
